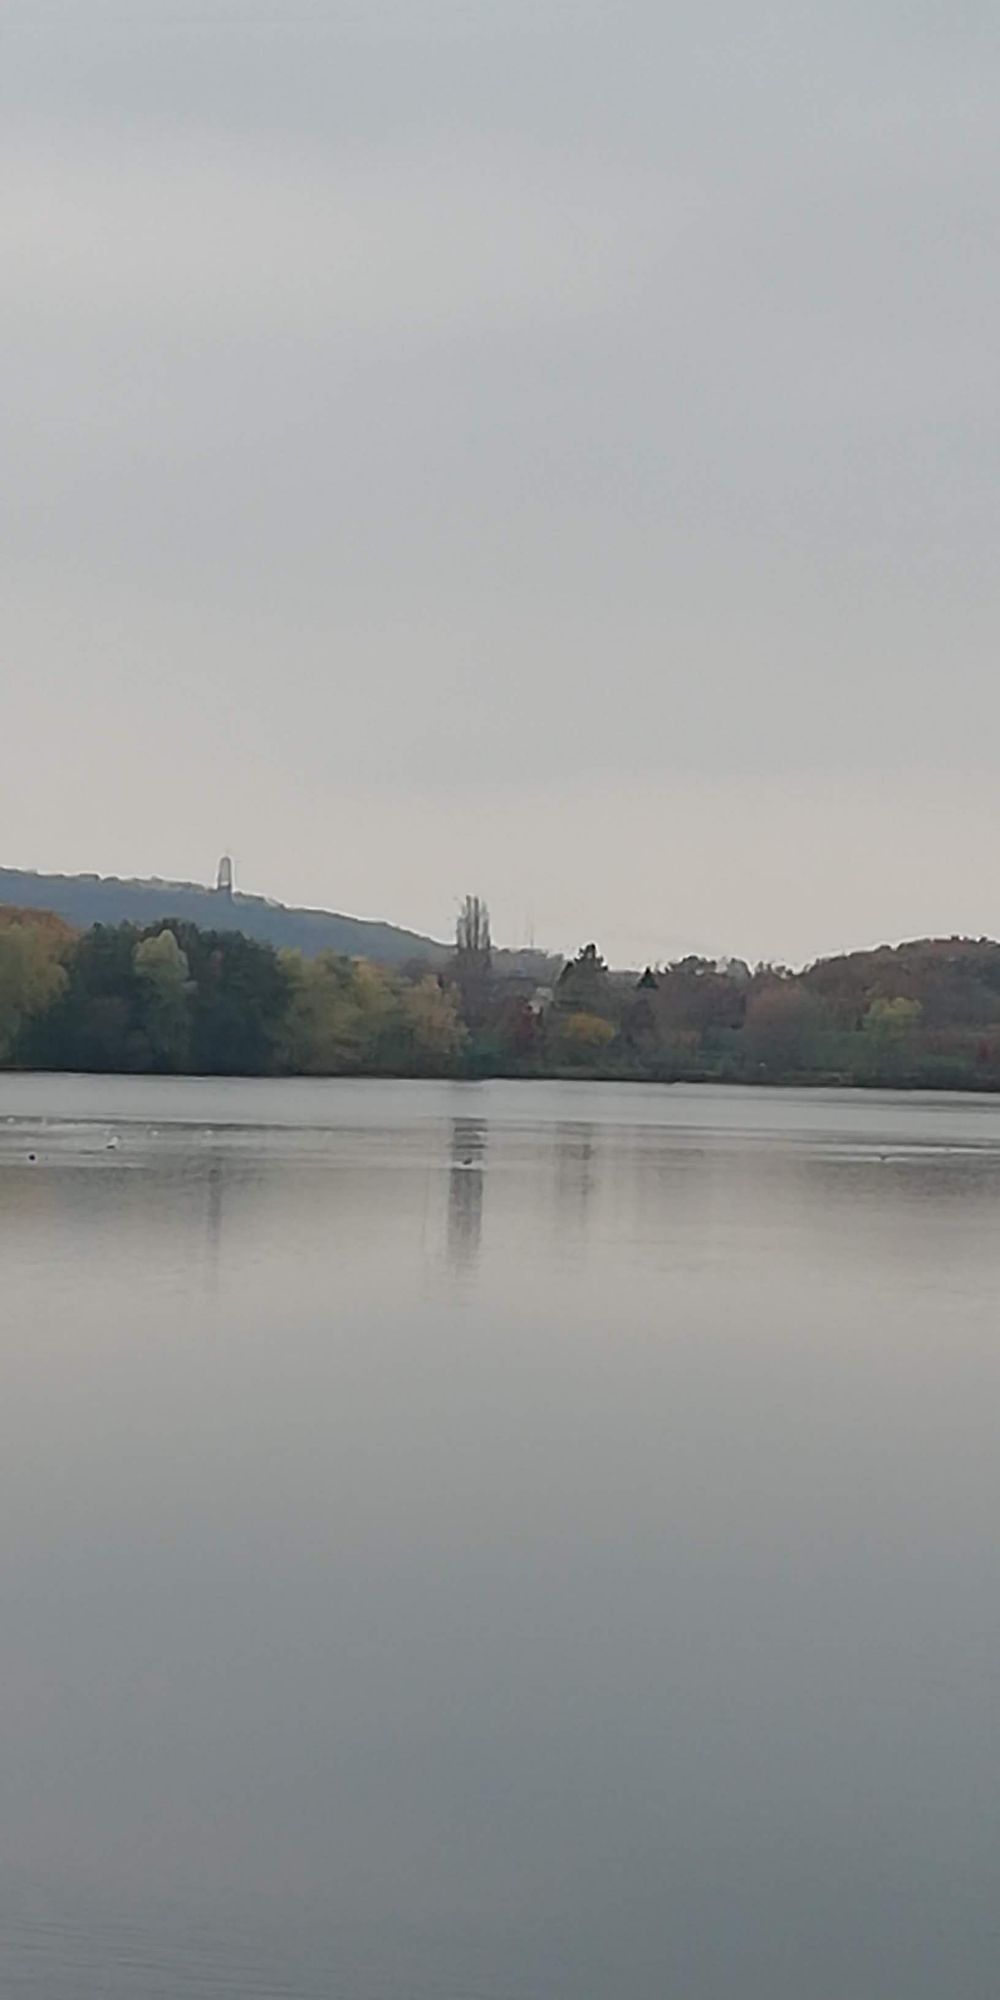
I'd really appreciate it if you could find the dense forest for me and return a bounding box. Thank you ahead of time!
[4,898,1000,1089]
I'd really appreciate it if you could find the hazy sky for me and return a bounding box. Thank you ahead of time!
[3,2,997,965]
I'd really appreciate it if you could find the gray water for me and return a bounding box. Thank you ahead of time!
[1,1075,998,1999]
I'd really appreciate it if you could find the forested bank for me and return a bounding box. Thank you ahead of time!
[4,901,1000,1090]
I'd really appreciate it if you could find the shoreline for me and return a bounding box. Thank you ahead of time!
[3,1065,1000,1096]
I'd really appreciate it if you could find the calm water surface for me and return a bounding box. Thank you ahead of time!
[1,1076,998,1998]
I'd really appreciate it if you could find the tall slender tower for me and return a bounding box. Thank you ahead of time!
[215,854,234,900]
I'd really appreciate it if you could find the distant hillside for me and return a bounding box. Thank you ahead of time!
[0,867,448,967]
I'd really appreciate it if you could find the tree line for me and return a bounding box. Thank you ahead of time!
[4,899,1000,1087]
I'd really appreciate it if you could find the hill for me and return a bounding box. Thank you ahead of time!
[0,866,447,968]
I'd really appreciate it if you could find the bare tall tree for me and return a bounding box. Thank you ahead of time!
[455,895,493,1032]
[456,894,492,971]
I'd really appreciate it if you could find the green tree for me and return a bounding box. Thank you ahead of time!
[278,951,367,1074]
[167,925,290,1075]
[133,929,192,1071]
[28,923,146,1071]
[555,944,614,1019]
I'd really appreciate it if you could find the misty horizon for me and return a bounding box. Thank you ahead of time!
[6,846,1000,974]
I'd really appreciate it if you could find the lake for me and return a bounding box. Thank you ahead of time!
[1,1075,997,1998]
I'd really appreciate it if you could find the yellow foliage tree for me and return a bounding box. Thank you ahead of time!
[555,1010,616,1064]
[399,976,466,1070]
[0,919,69,1063]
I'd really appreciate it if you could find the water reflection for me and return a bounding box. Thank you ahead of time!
[552,1120,595,1239]
[203,1156,224,1297]
[446,1116,487,1271]
[2,1081,1000,1998]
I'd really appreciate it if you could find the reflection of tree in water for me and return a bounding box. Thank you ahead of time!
[553,1121,596,1236]
[204,1155,224,1297]
[447,1117,487,1270]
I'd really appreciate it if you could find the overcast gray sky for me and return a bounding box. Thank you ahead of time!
[3,1,997,965]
